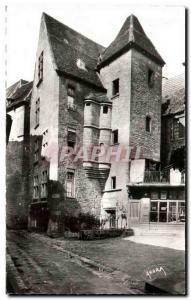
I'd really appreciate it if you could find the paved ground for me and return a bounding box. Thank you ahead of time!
[6,230,143,295]
[6,230,185,295]
[125,225,185,250]
[125,235,185,250]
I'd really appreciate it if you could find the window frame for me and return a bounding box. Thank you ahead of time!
[103,105,108,114]
[67,85,76,110]
[146,116,151,133]
[112,129,119,145]
[35,98,40,128]
[148,68,154,88]
[34,138,39,164]
[37,51,43,85]
[67,128,76,149]
[111,176,116,190]
[66,170,75,198]
[112,78,119,97]
[41,170,48,199]
[33,175,39,200]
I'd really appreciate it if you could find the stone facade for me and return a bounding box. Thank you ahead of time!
[6,82,32,228]
[7,13,185,233]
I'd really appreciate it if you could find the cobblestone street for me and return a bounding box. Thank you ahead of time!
[6,230,144,295]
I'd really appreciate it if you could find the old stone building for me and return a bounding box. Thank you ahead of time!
[6,80,32,228]
[6,13,185,232]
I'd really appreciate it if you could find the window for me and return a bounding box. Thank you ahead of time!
[178,117,185,138]
[34,138,39,164]
[172,116,185,140]
[148,68,154,88]
[151,191,159,200]
[66,170,75,197]
[41,170,48,199]
[112,129,118,144]
[103,105,108,114]
[42,129,48,148]
[160,191,167,200]
[112,78,119,96]
[67,128,76,149]
[86,102,91,106]
[35,98,40,127]
[111,176,116,189]
[33,175,39,200]
[146,116,151,132]
[38,51,43,83]
[67,86,75,109]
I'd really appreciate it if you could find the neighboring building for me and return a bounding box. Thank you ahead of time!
[6,80,32,228]
[127,73,185,227]
[7,13,185,233]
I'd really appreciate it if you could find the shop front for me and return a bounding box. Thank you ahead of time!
[150,200,185,224]
[128,185,185,226]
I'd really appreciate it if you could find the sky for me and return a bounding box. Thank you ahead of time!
[5,2,185,87]
[6,1,185,86]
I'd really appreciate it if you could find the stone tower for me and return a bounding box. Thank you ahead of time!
[97,15,165,228]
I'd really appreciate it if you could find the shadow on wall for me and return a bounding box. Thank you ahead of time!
[6,169,28,229]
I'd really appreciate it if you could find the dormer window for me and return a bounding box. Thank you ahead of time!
[148,69,154,88]
[103,105,108,114]
[76,58,87,71]
[112,78,119,96]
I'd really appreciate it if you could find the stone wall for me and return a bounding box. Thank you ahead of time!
[130,49,162,162]
[6,103,30,229]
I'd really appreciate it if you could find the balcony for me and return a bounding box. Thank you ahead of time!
[144,171,170,183]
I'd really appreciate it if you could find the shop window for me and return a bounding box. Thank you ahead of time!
[151,191,159,200]
[150,201,158,222]
[178,202,185,223]
[66,170,75,197]
[112,78,119,96]
[111,176,116,189]
[168,202,177,223]
[159,202,167,222]
[169,190,178,200]
[160,191,167,200]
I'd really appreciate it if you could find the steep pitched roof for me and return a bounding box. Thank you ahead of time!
[6,79,28,98]
[162,73,185,115]
[98,14,165,68]
[6,81,33,111]
[43,13,105,90]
